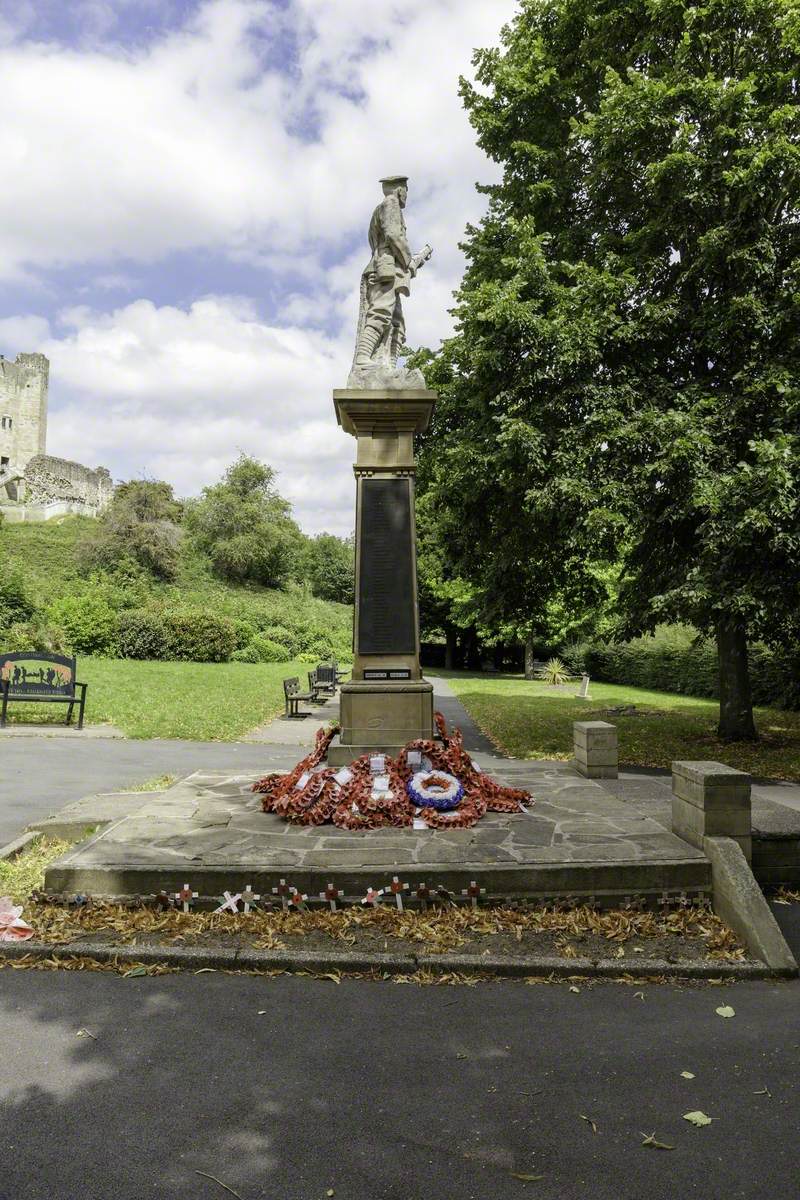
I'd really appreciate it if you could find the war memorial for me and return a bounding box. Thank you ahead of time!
[36,179,796,977]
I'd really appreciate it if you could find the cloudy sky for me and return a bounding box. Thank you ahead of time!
[0,0,516,534]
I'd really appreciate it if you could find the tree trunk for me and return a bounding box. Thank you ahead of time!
[716,619,757,741]
[445,625,457,671]
[524,635,536,680]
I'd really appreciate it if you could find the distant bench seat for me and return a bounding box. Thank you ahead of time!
[1,651,88,729]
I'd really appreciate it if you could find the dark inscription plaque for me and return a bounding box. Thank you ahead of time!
[358,478,416,655]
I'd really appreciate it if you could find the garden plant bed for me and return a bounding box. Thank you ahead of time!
[6,899,751,972]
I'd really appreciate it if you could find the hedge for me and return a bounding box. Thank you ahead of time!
[579,638,800,710]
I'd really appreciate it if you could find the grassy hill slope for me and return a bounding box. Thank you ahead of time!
[1,516,352,640]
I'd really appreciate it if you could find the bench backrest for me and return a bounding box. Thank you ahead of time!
[283,676,300,696]
[1,652,77,697]
[316,665,336,685]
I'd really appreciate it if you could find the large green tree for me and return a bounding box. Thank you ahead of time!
[421,0,800,738]
[184,456,303,588]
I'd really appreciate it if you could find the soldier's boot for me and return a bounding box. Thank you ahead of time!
[354,325,383,367]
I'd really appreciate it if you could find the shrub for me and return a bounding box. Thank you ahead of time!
[233,620,257,651]
[581,627,800,710]
[45,593,118,656]
[4,618,69,654]
[162,609,238,662]
[248,634,290,663]
[118,609,170,660]
[536,657,570,686]
[78,480,183,582]
[260,624,297,654]
[0,568,35,628]
[231,644,261,663]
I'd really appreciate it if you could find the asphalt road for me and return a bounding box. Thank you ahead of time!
[0,739,299,846]
[0,969,797,1200]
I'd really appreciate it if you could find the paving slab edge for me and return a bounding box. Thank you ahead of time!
[0,831,39,862]
[0,939,794,980]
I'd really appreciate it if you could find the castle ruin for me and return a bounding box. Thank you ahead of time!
[0,352,113,521]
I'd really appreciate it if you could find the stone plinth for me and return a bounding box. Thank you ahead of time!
[334,387,437,756]
[328,680,434,765]
[671,761,752,860]
[573,721,618,779]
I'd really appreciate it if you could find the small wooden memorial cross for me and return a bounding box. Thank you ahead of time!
[288,887,308,911]
[272,878,291,911]
[361,886,383,907]
[321,883,341,912]
[388,876,409,911]
[241,884,261,914]
[175,883,195,913]
[154,891,173,911]
[462,880,486,909]
[415,882,434,909]
[214,891,242,914]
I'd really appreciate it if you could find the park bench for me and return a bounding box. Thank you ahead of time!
[283,676,316,718]
[1,651,88,729]
[312,664,338,695]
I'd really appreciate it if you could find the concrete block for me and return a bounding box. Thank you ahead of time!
[574,722,618,750]
[573,759,618,781]
[575,747,618,768]
[672,795,751,842]
[704,836,797,975]
[672,761,750,787]
[671,761,751,854]
[673,774,750,809]
[573,722,618,780]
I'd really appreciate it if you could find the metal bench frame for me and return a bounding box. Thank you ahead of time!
[1,651,88,730]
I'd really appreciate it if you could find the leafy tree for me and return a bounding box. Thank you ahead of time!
[78,479,183,581]
[184,456,303,588]
[421,0,800,738]
[303,533,355,604]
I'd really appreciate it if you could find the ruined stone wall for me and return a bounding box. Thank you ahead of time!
[0,353,48,472]
[23,454,113,511]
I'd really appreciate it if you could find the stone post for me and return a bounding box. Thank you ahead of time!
[671,761,752,861]
[573,721,618,779]
[327,387,436,766]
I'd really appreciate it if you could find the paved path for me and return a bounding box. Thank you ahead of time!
[0,739,302,848]
[0,968,797,1200]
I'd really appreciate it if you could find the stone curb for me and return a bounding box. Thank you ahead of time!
[704,835,799,974]
[0,830,39,863]
[0,939,794,980]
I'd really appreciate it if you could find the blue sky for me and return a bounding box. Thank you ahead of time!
[0,0,517,533]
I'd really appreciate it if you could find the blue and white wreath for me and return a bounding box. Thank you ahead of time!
[406,770,464,812]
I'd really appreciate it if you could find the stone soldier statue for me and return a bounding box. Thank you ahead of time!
[349,175,432,387]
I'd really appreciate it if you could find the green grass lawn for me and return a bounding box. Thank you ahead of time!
[442,672,800,780]
[3,657,312,740]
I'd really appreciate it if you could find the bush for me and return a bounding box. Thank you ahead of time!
[118,607,237,662]
[259,624,297,654]
[248,634,290,663]
[45,593,118,656]
[581,627,800,709]
[3,618,69,654]
[161,609,238,662]
[231,644,261,663]
[117,609,170,660]
[0,568,35,628]
[233,620,257,651]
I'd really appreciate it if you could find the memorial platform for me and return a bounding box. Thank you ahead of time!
[44,757,711,905]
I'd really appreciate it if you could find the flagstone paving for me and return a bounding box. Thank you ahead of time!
[45,758,710,903]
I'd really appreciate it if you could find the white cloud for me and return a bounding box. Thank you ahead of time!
[0,313,51,351]
[0,0,514,283]
[43,296,356,534]
[0,0,519,531]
